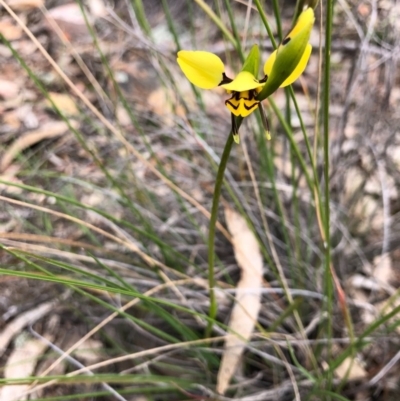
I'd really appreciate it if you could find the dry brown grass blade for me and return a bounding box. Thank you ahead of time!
[0,232,107,251]
[6,0,43,11]
[216,206,263,395]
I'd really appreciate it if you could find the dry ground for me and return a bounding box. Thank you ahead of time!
[0,0,400,400]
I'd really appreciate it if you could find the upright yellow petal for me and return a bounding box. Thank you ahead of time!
[221,71,264,92]
[259,8,314,99]
[264,8,314,79]
[177,50,225,89]
[278,43,312,87]
[286,8,315,40]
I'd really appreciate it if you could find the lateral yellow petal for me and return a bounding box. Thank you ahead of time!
[177,50,225,89]
[279,43,312,87]
[263,49,277,77]
[221,71,264,92]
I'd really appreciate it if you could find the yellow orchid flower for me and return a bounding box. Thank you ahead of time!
[177,8,315,143]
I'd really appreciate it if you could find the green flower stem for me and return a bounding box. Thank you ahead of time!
[321,0,336,396]
[322,2,354,395]
[205,132,235,337]
[323,0,334,343]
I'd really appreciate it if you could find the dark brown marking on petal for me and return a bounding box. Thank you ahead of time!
[243,101,259,111]
[225,99,240,110]
[282,36,291,45]
[218,73,233,86]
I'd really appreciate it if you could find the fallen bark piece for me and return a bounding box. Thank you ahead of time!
[0,333,52,401]
[217,206,263,395]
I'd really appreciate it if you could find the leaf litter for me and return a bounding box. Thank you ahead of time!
[217,206,263,395]
[0,333,52,401]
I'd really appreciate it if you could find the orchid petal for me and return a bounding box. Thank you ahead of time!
[259,8,314,99]
[177,50,225,89]
[221,71,264,92]
[279,43,312,87]
[225,91,260,117]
